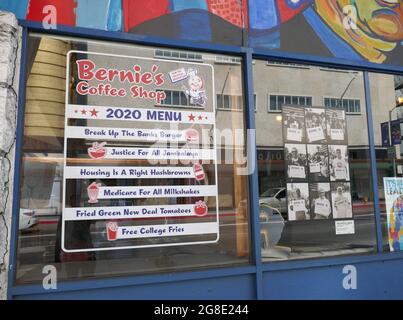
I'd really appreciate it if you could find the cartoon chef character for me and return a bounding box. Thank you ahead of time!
[183,69,207,107]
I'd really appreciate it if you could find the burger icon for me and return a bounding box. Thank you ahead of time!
[185,128,199,143]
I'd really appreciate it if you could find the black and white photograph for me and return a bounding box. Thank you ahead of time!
[307,144,329,181]
[287,183,310,221]
[331,182,353,219]
[282,105,305,143]
[328,145,350,181]
[326,109,347,144]
[285,143,307,180]
[305,107,327,143]
[309,183,332,220]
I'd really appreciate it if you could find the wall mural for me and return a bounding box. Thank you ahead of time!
[0,0,402,66]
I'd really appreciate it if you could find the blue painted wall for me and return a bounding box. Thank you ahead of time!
[10,258,403,299]
[12,274,256,300]
[263,259,403,300]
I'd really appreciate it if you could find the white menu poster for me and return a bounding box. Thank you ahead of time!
[62,51,218,252]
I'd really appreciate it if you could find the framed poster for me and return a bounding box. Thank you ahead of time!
[307,144,329,182]
[331,182,353,219]
[62,50,219,252]
[305,107,327,143]
[326,109,347,144]
[310,183,332,220]
[285,143,307,180]
[283,105,353,227]
[329,145,350,182]
[283,105,305,143]
[384,178,403,252]
[287,183,310,221]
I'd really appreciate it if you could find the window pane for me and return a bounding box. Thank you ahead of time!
[270,95,277,111]
[237,96,243,110]
[16,34,250,284]
[285,96,291,104]
[230,95,236,109]
[256,60,375,262]
[180,91,188,106]
[217,94,223,109]
[343,99,348,111]
[331,98,337,108]
[224,95,230,109]
[355,100,360,113]
[161,90,171,105]
[369,72,403,252]
[278,96,285,109]
[172,91,180,105]
[349,100,355,113]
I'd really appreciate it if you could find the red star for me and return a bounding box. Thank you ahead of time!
[198,115,203,121]
[188,113,195,121]
[90,108,99,117]
[81,109,87,115]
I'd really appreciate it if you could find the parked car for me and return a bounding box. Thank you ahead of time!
[259,187,287,214]
[19,209,38,231]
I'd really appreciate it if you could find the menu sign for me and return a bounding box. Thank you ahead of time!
[62,51,218,252]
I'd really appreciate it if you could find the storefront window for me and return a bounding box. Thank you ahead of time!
[369,72,403,252]
[254,60,377,261]
[16,34,250,284]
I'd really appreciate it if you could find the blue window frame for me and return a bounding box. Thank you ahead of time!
[6,19,403,300]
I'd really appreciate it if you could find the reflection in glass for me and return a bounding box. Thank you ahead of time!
[17,34,250,284]
[254,60,376,261]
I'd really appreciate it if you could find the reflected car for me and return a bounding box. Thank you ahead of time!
[259,187,287,214]
[19,209,38,231]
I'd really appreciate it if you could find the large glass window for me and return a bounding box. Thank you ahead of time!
[369,72,403,252]
[254,60,377,261]
[16,34,250,284]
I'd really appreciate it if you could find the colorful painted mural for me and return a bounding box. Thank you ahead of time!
[0,0,402,66]
[249,0,403,64]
